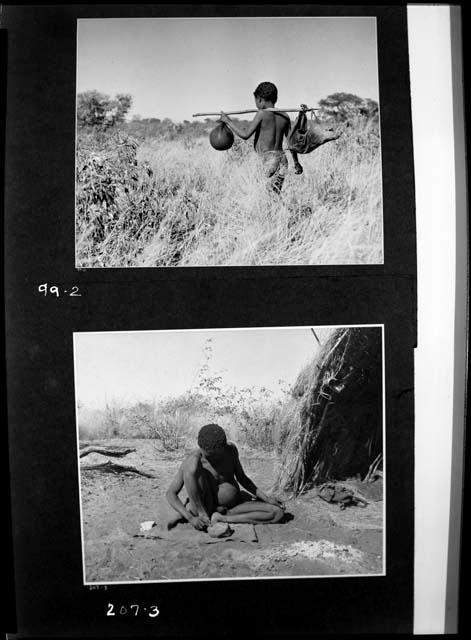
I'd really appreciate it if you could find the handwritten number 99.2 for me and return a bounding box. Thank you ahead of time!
[107,603,159,618]
[38,283,81,297]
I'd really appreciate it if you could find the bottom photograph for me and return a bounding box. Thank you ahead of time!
[74,325,385,584]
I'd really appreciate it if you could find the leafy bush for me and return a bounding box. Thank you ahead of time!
[77,91,132,129]
[76,129,161,257]
[148,410,188,451]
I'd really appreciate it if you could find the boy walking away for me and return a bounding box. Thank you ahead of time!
[219,81,303,194]
[166,423,285,530]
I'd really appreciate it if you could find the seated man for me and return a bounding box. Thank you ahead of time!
[165,423,285,530]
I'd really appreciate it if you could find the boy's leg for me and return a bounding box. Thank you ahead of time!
[269,153,288,194]
[211,500,284,525]
[184,465,216,520]
[272,173,285,195]
[167,469,216,529]
[166,499,190,529]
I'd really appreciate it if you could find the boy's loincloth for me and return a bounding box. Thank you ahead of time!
[259,150,288,193]
[261,150,288,179]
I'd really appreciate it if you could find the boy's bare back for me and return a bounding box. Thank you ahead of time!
[219,81,303,181]
[253,110,291,153]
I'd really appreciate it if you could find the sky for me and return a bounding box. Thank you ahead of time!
[73,327,333,409]
[76,17,379,122]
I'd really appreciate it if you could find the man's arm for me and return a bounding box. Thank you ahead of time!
[232,445,285,509]
[219,111,263,140]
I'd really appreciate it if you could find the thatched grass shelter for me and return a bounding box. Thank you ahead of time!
[275,327,383,493]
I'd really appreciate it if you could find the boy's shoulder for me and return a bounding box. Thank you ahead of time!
[277,109,290,119]
[226,442,239,456]
[182,448,202,468]
[260,108,289,118]
[260,109,290,128]
[277,110,291,126]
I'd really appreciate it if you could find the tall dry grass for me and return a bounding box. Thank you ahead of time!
[78,399,199,449]
[76,118,382,267]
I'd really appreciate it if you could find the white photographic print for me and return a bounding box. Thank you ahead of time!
[74,326,385,584]
[75,18,383,267]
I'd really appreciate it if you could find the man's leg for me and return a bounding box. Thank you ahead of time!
[211,500,284,525]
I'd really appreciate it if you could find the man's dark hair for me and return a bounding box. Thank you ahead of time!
[197,423,227,454]
[254,81,278,104]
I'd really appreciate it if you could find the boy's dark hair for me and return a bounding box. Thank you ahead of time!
[254,81,278,104]
[197,423,227,453]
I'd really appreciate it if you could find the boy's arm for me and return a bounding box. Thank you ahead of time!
[232,445,285,509]
[219,111,263,140]
[165,464,192,522]
[290,150,303,174]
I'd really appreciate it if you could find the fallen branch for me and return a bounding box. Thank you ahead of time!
[79,445,136,458]
[80,460,155,478]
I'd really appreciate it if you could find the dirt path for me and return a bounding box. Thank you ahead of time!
[79,439,383,583]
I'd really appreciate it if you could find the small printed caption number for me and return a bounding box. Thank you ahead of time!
[107,603,159,618]
[38,283,81,297]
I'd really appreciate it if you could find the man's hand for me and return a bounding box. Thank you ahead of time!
[190,513,210,531]
[219,111,231,124]
[294,162,303,175]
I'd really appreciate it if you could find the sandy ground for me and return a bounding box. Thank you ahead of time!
[79,439,383,583]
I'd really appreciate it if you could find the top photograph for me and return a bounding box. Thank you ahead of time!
[75,17,383,268]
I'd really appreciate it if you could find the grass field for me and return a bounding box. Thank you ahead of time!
[76,117,382,267]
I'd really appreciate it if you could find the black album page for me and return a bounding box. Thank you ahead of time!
[5,5,418,637]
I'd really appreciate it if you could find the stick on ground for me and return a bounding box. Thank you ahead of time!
[80,460,155,478]
[79,445,136,458]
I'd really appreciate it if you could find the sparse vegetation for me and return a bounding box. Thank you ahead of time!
[77,340,287,452]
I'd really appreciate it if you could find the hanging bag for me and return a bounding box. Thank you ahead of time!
[288,107,340,154]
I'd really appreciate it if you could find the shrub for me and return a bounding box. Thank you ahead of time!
[148,410,188,451]
[77,91,132,129]
[76,129,161,255]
